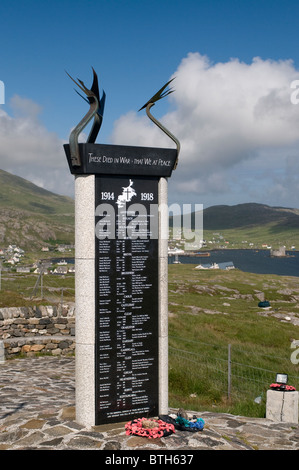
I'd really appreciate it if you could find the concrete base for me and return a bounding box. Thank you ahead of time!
[266,389,298,423]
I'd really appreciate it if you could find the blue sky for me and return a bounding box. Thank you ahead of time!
[1,0,299,210]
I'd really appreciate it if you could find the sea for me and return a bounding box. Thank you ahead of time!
[168,249,299,278]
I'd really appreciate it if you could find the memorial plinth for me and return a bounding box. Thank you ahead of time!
[64,143,176,426]
[266,389,299,423]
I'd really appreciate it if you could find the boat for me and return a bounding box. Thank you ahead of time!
[197,252,210,257]
[195,261,234,271]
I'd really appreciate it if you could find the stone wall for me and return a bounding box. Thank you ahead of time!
[0,304,75,358]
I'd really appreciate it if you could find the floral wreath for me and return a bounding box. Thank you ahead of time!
[175,415,205,431]
[159,414,205,432]
[125,417,175,439]
[270,383,296,391]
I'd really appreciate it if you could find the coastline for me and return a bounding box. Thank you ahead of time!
[168,248,299,277]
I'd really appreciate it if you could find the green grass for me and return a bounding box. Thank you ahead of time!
[0,169,74,215]
[0,169,74,250]
[203,224,299,250]
[1,264,299,418]
[0,271,75,307]
[168,264,299,417]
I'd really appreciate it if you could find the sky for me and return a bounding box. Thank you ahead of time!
[2,0,299,210]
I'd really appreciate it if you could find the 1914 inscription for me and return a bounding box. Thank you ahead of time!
[95,175,159,424]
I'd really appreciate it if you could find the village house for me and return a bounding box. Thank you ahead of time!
[52,266,68,275]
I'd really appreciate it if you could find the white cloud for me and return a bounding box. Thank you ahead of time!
[111,52,299,208]
[111,111,171,148]
[0,95,73,197]
[2,54,299,209]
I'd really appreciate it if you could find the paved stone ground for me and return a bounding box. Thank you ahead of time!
[0,356,298,451]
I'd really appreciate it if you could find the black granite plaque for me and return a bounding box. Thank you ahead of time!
[95,175,159,424]
[64,143,177,177]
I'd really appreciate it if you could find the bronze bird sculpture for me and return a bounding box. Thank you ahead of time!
[139,78,180,169]
[66,68,105,166]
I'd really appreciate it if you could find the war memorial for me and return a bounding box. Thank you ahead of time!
[64,70,180,427]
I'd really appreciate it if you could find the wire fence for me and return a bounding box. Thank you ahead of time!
[1,269,76,306]
[169,336,299,406]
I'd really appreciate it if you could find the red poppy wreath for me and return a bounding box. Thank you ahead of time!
[125,417,175,438]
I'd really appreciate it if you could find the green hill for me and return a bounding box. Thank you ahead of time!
[0,169,74,250]
[170,202,299,249]
[202,203,299,230]
[1,168,299,251]
[201,203,299,249]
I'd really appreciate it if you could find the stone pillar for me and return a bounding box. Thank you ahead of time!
[158,177,169,415]
[75,174,96,427]
[266,389,299,423]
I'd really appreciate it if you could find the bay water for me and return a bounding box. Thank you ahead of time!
[168,249,299,277]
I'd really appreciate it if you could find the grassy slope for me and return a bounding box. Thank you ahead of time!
[2,169,299,250]
[202,203,299,249]
[0,169,74,249]
[203,224,299,249]
[168,264,299,416]
[169,202,299,249]
[3,264,298,417]
[0,169,73,215]
[0,270,75,307]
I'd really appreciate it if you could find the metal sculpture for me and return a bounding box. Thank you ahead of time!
[66,68,106,166]
[139,78,180,169]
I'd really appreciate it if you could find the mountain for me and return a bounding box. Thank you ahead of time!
[0,169,74,250]
[202,203,299,230]
[171,202,299,249]
[1,168,299,251]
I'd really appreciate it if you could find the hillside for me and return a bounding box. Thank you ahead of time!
[170,202,299,249]
[1,168,299,251]
[168,264,299,417]
[202,203,299,230]
[0,169,74,250]
[201,203,299,249]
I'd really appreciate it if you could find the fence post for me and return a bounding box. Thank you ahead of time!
[228,344,231,400]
